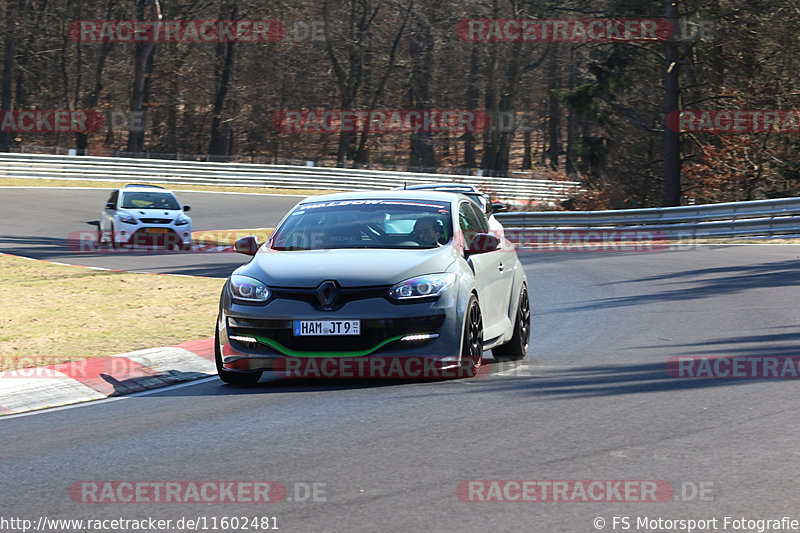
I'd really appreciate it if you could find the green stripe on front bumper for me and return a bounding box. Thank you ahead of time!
[253,334,407,358]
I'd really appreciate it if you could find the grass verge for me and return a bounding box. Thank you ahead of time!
[0,253,224,370]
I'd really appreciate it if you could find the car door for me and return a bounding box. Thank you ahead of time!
[458,200,508,340]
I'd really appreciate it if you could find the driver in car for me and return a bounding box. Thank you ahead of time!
[411,217,443,247]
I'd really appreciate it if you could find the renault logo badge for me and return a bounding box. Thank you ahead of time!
[315,280,340,310]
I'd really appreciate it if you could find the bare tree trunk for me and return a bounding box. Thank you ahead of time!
[663,0,682,206]
[209,5,238,158]
[323,0,411,167]
[479,0,499,174]
[126,0,161,154]
[479,0,543,176]
[481,38,525,176]
[521,129,532,170]
[75,0,115,154]
[407,9,435,171]
[323,0,363,167]
[463,45,479,169]
[521,97,532,169]
[0,0,17,151]
[546,47,561,171]
[539,120,547,167]
[14,0,50,110]
[354,0,412,168]
[565,46,577,176]
[164,79,178,152]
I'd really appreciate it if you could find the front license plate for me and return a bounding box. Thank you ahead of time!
[293,320,361,336]
[146,228,168,233]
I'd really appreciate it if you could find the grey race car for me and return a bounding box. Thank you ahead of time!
[215,190,530,384]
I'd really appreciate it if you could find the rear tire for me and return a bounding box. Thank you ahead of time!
[215,323,263,385]
[493,284,530,362]
[459,295,484,378]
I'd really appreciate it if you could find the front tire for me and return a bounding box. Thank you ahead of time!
[110,223,122,250]
[215,323,263,385]
[459,295,484,378]
[492,284,530,362]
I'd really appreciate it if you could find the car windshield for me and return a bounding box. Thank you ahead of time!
[120,192,180,210]
[271,199,453,250]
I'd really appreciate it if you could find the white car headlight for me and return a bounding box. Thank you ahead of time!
[388,273,456,300]
[230,275,270,303]
[175,215,190,226]
[118,213,138,224]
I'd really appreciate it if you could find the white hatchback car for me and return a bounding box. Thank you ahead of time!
[98,185,193,250]
[401,183,507,239]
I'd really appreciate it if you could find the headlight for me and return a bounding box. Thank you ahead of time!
[230,275,270,303]
[175,216,190,226]
[388,273,456,300]
[118,213,138,224]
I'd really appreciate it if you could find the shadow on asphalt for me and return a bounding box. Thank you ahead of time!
[79,323,799,403]
[169,376,427,395]
[0,234,72,258]
[131,360,517,398]
[551,258,800,312]
[131,357,770,401]
[471,361,753,400]
[101,370,212,396]
[466,336,799,399]
[627,330,800,357]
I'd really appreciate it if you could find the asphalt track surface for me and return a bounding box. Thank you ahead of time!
[2,187,800,532]
[0,187,303,276]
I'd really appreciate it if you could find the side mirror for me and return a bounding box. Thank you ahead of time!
[183,205,191,212]
[482,194,493,215]
[492,203,508,213]
[466,233,500,255]
[105,202,116,210]
[234,236,260,256]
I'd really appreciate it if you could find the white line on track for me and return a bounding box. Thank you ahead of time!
[0,252,223,278]
[0,362,544,420]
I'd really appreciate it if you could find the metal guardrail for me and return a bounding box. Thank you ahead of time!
[0,152,582,202]
[2,152,795,238]
[495,197,800,238]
